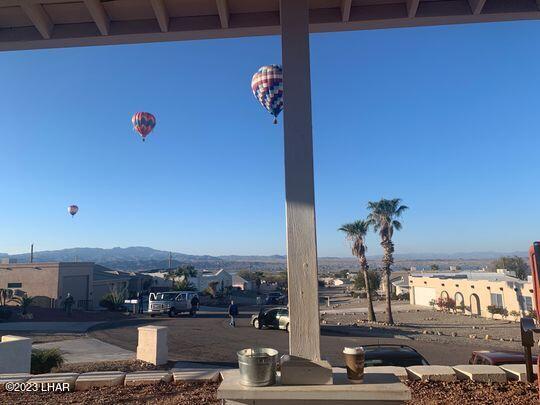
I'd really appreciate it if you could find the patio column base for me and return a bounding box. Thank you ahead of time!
[218,368,411,404]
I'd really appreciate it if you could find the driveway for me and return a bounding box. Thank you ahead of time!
[33,337,135,364]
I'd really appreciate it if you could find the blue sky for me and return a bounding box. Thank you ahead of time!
[1,20,540,257]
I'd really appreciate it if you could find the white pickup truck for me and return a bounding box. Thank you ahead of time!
[147,291,199,317]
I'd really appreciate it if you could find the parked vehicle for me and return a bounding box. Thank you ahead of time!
[251,307,290,332]
[265,292,287,305]
[147,291,198,317]
[469,350,538,366]
[363,345,429,367]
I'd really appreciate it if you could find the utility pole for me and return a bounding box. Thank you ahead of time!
[30,244,34,263]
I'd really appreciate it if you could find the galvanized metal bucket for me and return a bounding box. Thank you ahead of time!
[237,347,278,387]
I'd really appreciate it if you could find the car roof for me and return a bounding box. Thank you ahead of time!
[265,307,287,312]
[363,345,424,359]
[473,351,537,361]
[363,345,418,353]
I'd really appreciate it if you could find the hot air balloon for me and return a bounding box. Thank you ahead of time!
[251,65,283,124]
[68,205,78,217]
[132,112,156,141]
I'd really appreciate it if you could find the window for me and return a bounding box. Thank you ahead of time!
[490,293,503,307]
[7,282,22,288]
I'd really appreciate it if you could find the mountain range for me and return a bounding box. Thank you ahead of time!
[0,246,527,272]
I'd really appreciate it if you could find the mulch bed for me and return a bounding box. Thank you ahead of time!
[0,381,220,404]
[407,380,538,404]
[54,360,174,374]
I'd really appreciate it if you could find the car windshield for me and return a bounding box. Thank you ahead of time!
[153,293,178,301]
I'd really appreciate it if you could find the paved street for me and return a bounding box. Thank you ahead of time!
[0,321,103,333]
[89,308,506,367]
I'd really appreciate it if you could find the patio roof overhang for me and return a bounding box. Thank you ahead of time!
[0,0,539,51]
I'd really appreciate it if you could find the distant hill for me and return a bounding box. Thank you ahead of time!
[0,247,527,273]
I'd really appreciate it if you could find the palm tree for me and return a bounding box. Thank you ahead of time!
[11,294,35,315]
[0,288,14,306]
[367,198,408,325]
[165,265,197,290]
[339,220,376,321]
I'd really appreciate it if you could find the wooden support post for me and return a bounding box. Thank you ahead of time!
[84,0,110,36]
[150,0,169,32]
[280,0,321,363]
[20,1,53,39]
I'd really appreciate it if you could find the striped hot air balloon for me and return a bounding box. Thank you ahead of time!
[251,65,283,124]
[132,112,156,141]
[68,205,78,217]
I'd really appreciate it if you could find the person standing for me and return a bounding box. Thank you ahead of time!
[63,293,75,316]
[228,300,239,327]
[137,292,144,314]
[190,294,200,317]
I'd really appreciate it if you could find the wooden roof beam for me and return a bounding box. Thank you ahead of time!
[341,0,352,22]
[84,0,110,36]
[19,1,53,39]
[407,0,420,18]
[468,0,487,15]
[216,0,229,28]
[150,0,169,32]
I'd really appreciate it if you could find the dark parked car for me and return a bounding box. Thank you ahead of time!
[469,350,538,366]
[363,345,429,367]
[251,307,289,332]
[265,292,287,305]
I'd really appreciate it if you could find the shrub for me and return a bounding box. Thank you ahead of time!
[397,292,410,301]
[509,310,520,321]
[0,308,12,320]
[99,293,125,311]
[429,299,436,308]
[31,348,64,374]
[436,297,456,312]
[526,310,538,320]
[487,305,508,319]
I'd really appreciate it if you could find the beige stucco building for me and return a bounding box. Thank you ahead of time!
[0,262,93,309]
[410,270,535,319]
[0,262,157,310]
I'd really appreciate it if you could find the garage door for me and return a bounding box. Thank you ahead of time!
[413,286,435,306]
[62,275,89,308]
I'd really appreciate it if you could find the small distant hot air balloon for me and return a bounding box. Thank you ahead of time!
[132,112,156,142]
[68,205,78,218]
[251,65,283,124]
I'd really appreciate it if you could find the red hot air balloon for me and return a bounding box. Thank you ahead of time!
[132,112,156,142]
[68,205,78,217]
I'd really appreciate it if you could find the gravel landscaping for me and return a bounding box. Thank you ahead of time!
[0,381,220,404]
[406,380,538,404]
[321,300,527,351]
